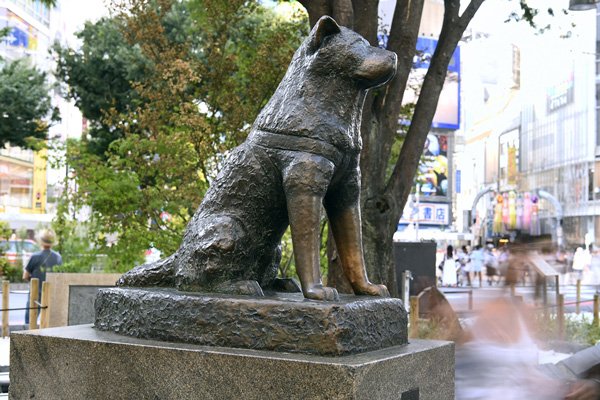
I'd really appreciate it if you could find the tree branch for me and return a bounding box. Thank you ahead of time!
[444,0,460,20]
[459,0,486,28]
[360,0,424,201]
[385,1,469,210]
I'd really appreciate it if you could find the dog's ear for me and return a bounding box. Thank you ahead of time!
[307,16,341,54]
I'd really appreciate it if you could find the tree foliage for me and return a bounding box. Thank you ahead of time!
[0,57,59,149]
[54,18,150,156]
[54,0,308,272]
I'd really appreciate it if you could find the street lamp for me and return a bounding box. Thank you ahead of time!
[569,0,599,11]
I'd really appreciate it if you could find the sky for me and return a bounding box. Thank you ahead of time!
[59,0,109,38]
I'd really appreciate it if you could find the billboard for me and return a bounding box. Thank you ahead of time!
[403,37,461,130]
[547,72,574,112]
[0,8,39,51]
[416,132,449,198]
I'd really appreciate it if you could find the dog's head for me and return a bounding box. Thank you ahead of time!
[304,16,397,90]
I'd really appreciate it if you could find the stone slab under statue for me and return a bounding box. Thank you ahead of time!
[9,325,454,400]
[94,288,408,356]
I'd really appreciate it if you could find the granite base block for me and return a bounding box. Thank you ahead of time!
[94,287,408,355]
[9,325,454,400]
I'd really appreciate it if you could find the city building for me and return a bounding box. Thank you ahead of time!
[0,0,83,232]
[456,0,598,249]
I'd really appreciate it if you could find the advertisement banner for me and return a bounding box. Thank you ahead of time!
[403,37,461,130]
[416,133,449,198]
[0,8,39,51]
[547,72,574,113]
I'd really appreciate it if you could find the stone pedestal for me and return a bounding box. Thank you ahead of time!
[94,288,408,356]
[9,325,454,400]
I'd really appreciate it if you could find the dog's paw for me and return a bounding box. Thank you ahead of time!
[355,283,390,297]
[304,285,339,301]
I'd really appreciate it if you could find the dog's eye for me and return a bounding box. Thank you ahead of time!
[352,38,369,47]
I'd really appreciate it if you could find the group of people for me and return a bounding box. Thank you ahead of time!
[439,243,512,288]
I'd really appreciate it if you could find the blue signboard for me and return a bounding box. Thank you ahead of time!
[9,26,28,48]
[413,37,461,130]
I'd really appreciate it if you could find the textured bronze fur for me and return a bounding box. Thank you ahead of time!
[117,16,397,300]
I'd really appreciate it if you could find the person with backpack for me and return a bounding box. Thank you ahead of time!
[22,229,62,324]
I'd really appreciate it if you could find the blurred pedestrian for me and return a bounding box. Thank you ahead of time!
[441,245,458,287]
[572,246,590,283]
[456,297,567,400]
[506,244,529,287]
[590,245,600,293]
[470,245,484,288]
[484,244,499,286]
[457,245,471,287]
[498,246,510,282]
[22,229,62,324]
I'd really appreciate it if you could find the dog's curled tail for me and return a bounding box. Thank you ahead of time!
[116,253,177,288]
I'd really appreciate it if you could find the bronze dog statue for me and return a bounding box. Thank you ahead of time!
[117,16,397,301]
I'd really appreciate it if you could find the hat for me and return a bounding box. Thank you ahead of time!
[40,229,56,246]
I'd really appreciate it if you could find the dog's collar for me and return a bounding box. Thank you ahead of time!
[249,128,343,166]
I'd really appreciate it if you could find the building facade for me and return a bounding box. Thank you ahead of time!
[456,0,598,249]
[0,0,84,231]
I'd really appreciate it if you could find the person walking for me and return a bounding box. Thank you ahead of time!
[497,246,510,282]
[484,244,500,286]
[469,245,484,288]
[572,246,590,284]
[589,245,600,293]
[22,229,62,324]
[441,245,458,287]
[457,245,471,287]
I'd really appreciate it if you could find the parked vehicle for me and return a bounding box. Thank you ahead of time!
[0,239,41,268]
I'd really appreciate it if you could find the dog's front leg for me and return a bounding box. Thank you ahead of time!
[283,155,338,301]
[325,170,389,298]
[287,193,338,301]
[327,204,389,297]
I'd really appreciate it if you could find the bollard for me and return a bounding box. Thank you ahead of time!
[401,270,412,312]
[1,280,8,337]
[510,284,516,297]
[40,281,50,329]
[409,296,419,338]
[557,294,565,340]
[29,278,39,330]
[468,290,473,311]
[594,294,599,327]
[576,279,581,315]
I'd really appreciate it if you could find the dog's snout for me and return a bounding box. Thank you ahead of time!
[355,49,397,88]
